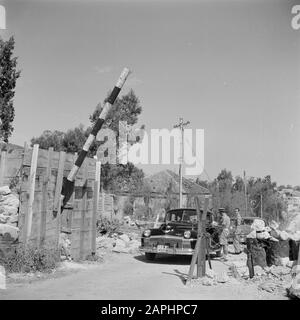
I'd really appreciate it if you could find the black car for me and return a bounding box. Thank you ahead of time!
[139,208,222,261]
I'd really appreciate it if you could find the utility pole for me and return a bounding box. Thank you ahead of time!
[174,117,190,208]
[243,170,247,215]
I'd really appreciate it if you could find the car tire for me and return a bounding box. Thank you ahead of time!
[215,250,222,257]
[145,252,156,261]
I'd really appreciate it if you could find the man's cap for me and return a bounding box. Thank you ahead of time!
[218,208,225,212]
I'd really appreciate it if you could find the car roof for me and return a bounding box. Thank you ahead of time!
[167,208,213,214]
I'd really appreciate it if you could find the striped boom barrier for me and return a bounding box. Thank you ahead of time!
[56,67,131,213]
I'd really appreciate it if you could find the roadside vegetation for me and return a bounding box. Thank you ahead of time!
[0,244,60,273]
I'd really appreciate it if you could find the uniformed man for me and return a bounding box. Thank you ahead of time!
[232,207,242,254]
[219,208,230,261]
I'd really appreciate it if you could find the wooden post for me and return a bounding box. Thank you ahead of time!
[53,151,66,215]
[196,196,208,278]
[24,144,39,243]
[53,151,66,248]
[187,197,203,283]
[102,191,105,218]
[187,236,201,283]
[79,164,88,260]
[18,142,29,242]
[187,196,209,284]
[91,161,101,254]
[38,147,53,248]
[0,150,7,186]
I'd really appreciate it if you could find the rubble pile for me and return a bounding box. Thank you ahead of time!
[0,186,19,227]
[0,186,20,244]
[190,269,239,287]
[228,253,297,296]
[189,241,297,298]
[270,219,300,242]
[96,231,140,256]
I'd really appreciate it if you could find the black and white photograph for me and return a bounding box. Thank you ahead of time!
[0,0,300,303]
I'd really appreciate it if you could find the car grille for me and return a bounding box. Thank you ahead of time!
[142,236,194,249]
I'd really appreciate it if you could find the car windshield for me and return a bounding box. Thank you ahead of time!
[165,210,211,224]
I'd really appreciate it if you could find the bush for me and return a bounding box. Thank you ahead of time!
[0,244,60,273]
[97,217,121,235]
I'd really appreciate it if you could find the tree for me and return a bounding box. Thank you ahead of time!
[100,162,144,193]
[31,90,145,193]
[232,176,244,192]
[89,89,144,193]
[0,36,21,142]
[247,175,286,222]
[90,89,142,134]
[31,130,66,151]
[198,169,285,221]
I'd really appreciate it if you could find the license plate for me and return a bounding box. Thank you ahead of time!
[157,245,168,252]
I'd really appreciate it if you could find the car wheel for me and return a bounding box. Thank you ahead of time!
[215,250,222,257]
[145,252,156,261]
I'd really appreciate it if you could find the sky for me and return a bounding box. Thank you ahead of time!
[0,0,300,186]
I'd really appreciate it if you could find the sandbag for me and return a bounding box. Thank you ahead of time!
[289,240,300,261]
[246,238,267,268]
[265,240,290,266]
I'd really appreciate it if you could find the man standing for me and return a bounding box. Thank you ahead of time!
[219,208,230,261]
[232,207,242,254]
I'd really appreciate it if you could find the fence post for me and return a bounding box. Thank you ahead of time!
[187,196,209,284]
[24,144,39,244]
[91,161,101,255]
[79,164,88,260]
[38,147,53,248]
[196,196,208,278]
[53,151,66,249]
[102,191,105,219]
[67,152,77,232]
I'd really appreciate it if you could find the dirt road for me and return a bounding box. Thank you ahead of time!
[0,252,287,300]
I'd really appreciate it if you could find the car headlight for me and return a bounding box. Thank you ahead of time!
[184,230,191,239]
[143,229,151,237]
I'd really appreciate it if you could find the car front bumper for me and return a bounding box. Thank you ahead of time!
[139,246,195,255]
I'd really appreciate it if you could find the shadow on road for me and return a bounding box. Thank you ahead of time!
[133,254,192,265]
[162,269,189,285]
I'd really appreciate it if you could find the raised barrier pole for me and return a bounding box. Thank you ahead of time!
[54,67,131,213]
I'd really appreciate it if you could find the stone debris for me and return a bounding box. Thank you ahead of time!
[270,217,300,241]
[59,232,71,261]
[254,265,266,276]
[119,234,130,243]
[268,265,291,277]
[229,261,249,278]
[258,281,281,293]
[0,186,11,196]
[287,272,300,299]
[0,223,19,240]
[190,270,233,287]
[201,277,215,286]
[217,272,229,283]
[205,268,217,279]
[0,186,20,227]
[96,231,141,256]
